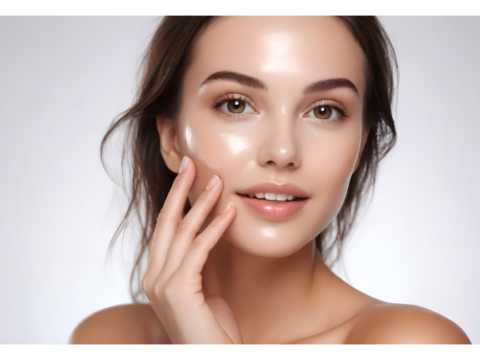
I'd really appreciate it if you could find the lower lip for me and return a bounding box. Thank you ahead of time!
[237,194,308,220]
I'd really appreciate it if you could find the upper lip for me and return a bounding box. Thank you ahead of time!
[237,182,309,198]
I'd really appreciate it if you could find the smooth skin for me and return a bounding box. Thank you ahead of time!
[70,16,471,344]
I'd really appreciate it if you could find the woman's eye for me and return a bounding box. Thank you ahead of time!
[220,99,254,115]
[306,105,339,121]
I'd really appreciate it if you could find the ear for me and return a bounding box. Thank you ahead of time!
[156,117,183,173]
[353,127,370,173]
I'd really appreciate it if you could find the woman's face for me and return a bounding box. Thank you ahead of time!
[175,16,368,257]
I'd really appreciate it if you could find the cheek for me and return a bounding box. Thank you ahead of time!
[178,116,259,209]
[303,121,362,215]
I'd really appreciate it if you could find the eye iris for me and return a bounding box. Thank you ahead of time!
[227,99,246,114]
[314,106,332,119]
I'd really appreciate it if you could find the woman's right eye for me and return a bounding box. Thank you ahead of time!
[219,99,255,115]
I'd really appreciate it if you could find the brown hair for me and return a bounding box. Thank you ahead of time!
[100,16,398,302]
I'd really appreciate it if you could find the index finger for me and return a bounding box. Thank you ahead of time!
[145,156,195,280]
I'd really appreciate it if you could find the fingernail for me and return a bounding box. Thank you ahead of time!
[178,156,190,174]
[223,202,235,213]
[206,175,219,190]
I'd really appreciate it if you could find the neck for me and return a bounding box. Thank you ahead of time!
[205,237,332,343]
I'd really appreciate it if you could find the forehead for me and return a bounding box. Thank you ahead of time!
[186,16,367,95]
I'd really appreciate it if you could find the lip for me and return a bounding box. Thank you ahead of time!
[236,182,309,220]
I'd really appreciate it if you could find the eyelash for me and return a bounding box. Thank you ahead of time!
[211,93,349,122]
[211,93,257,119]
[303,100,349,124]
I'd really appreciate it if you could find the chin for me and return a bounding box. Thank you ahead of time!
[221,213,326,258]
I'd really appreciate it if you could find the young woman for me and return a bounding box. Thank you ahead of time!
[70,16,471,344]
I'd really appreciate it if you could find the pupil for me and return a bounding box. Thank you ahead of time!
[314,105,332,119]
[227,99,246,113]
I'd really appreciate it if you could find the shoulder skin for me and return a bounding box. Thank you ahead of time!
[69,303,170,344]
[346,303,471,344]
[69,302,471,344]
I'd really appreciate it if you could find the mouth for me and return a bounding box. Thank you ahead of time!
[236,192,309,220]
[237,192,307,202]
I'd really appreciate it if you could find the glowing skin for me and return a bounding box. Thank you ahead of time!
[70,17,472,345]
[178,16,367,258]
[260,32,300,73]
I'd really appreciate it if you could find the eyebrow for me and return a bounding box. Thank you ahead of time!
[200,71,358,97]
[304,78,359,96]
[201,71,268,91]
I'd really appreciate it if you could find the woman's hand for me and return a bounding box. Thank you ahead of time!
[142,156,243,344]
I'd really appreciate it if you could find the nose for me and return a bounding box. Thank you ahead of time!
[257,113,302,170]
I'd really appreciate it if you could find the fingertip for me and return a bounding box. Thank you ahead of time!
[178,156,191,174]
[206,174,220,190]
[174,156,196,187]
[223,202,235,214]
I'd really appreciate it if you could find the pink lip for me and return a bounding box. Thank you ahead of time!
[236,182,309,220]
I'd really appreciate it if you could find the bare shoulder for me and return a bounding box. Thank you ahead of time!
[346,302,471,344]
[69,303,170,344]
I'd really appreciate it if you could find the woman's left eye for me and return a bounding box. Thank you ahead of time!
[306,105,339,121]
[219,99,255,115]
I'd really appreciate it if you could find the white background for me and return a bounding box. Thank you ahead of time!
[0,16,479,344]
